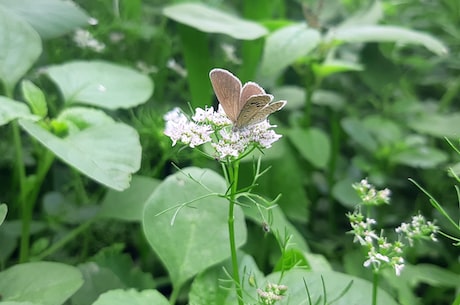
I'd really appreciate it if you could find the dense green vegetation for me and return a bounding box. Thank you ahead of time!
[0,0,459,304]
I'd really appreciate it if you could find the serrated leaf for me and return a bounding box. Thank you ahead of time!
[0,0,89,39]
[45,61,153,109]
[19,119,141,191]
[0,6,42,92]
[329,25,448,55]
[0,97,37,126]
[21,80,48,117]
[259,23,321,77]
[142,167,247,290]
[0,262,83,305]
[163,3,267,40]
[92,289,169,305]
[287,127,331,169]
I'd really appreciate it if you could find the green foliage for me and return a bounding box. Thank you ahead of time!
[0,0,459,304]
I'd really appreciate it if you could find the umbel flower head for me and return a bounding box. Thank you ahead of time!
[164,69,286,160]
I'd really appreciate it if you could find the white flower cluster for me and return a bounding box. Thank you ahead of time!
[348,210,406,276]
[164,106,283,159]
[73,29,105,53]
[396,213,439,246]
[353,178,391,206]
[257,282,288,305]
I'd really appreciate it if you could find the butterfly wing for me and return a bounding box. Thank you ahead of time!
[236,97,286,129]
[235,94,272,128]
[209,68,242,122]
[240,82,265,110]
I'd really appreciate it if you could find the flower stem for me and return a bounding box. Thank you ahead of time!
[372,270,379,305]
[226,160,244,305]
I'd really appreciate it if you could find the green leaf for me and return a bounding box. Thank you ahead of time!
[72,262,125,305]
[265,269,399,305]
[0,6,42,92]
[287,127,331,169]
[99,176,160,221]
[189,252,264,305]
[163,3,267,40]
[391,146,448,168]
[0,203,7,226]
[408,112,460,138]
[0,0,89,39]
[19,119,141,191]
[45,60,153,109]
[92,289,169,305]
[0,96,37,126]
[313,59,364,78]
[332,178,361,209]
[273,248,310,272]
[142,167,247,290]
[341,117,378,152]
[330,25,448,56]
[56,107,115,131]
[21,80,48,117]
[400,263,460,288]
[259,23,321,77]
[0,262,83,305]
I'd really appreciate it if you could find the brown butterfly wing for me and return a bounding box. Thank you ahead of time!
[209,68,242,122]
[240,82,265,110]
[236,99,287,128]
[235,94,272,128]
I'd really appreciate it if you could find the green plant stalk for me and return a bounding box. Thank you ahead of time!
[226,160,244,305]
[12,120,29,263]
[327,110,340,232]
[372,270,379,305]
[34,217,94,260]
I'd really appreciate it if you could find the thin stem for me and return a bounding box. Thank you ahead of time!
[34,217,94,260]
[13,120,29,263]
[372,270,379,305]
[169,286,179,305]
[226,160,244,305]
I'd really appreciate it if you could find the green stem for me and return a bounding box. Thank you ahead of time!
[327,110,340,232]
[372,270,379,305]
[34,217,94,260]
[13,120,29,263]
[169,286,179,305]
[226,160,244,305]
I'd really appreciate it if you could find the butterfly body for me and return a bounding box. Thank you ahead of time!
[209,68,286,129]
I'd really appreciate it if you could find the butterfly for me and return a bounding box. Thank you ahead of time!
[209,68,286,129]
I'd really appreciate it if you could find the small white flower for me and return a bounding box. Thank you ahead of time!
[73,28,105,53]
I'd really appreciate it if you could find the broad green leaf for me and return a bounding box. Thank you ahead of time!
[0,302,36,305]
[337,0,383,28]
[99,175,160,221]
[391,146,448,168]
[329,25,448,56]
[244,204,309,252]
[46,61,153,109]
[92,289,169,305]
[142,167,247,290]
[19,119,141,191]
[0,0,89,39]
[332,178,361,209]
[241,137,310,223]
[72,262,125,305]
[341,117,378,152]
[0,7,42,93]
[21,80,48,117]
[259,23,321,77]
[189,252,264,305]
[163,3,267,40]
[0,96,37,126]
[399,264,460,288]
[57,107,115,131]
[313,59,364,78]
[0,262,83,305]
[287,127,331,169]
[272,86,345,111]
[0,203,7,226]
[408,112,460,138]
[265,269,399,305]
